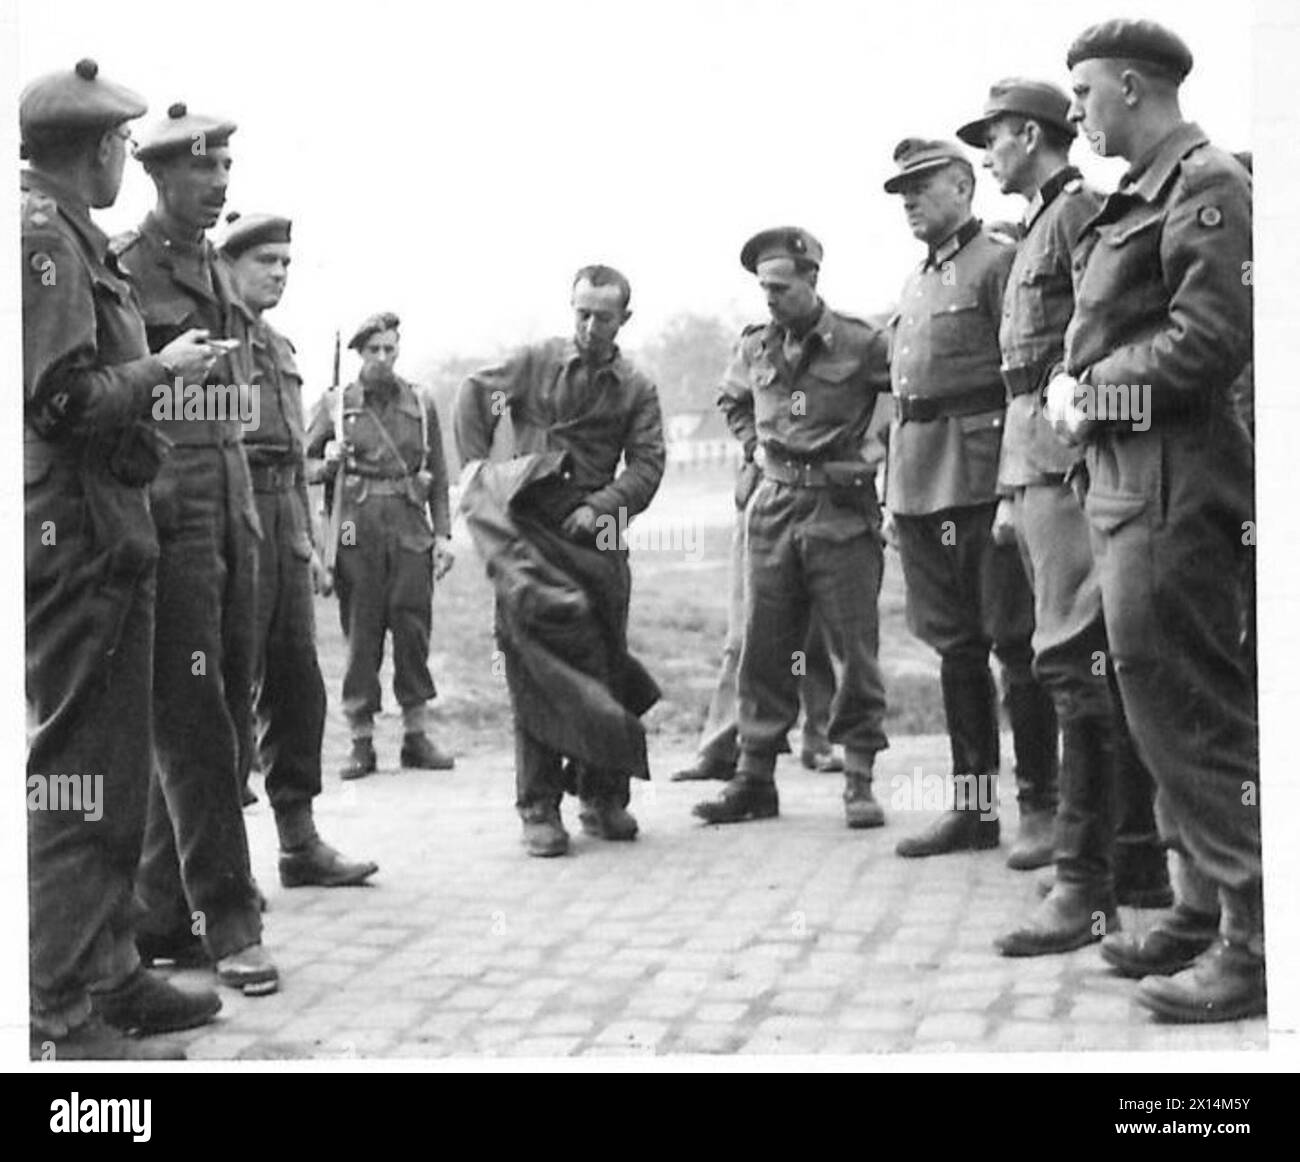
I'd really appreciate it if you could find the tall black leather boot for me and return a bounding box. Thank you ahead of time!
[1113,730,1174,907]
[1005,679,1059,870]
[896,658,1000,858]
[996,715,1118,956]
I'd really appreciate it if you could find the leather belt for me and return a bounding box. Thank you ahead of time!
[152,416,244,448]
[355,476,411,496]
[1001,366,1044,398]
[166,433,244,448]
[248,461,300,492]
[762,457,835,488]
[761,452,873,490]
[896,384,1006,422]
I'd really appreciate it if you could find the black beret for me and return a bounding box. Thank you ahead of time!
[956,78,1075,147]
[739,226,823,273]
[218,211,292,258]
[349,312,401,351]
[1066,19,1193,81]
[883,138,973,193]
[134,101,237,162]
[20,58,146,148]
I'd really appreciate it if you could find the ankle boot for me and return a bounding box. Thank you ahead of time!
[1136,939,1266,1022]
[896,771,999,856]
[1100,904,1219,978]
[996,881,1119,956]
[1007,805,1055,870]
[340,736,376,780]
[400,732,455,770]
[843,768,884,829]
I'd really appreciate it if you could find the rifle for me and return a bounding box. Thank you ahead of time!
[323,329,344,576]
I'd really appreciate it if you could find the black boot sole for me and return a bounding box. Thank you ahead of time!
[693,802,778,825]
[1100,940,1210,979]
[1135,986,1267,1023]
[896,829,999,858]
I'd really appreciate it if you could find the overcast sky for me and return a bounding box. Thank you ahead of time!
[8,0,1254,398]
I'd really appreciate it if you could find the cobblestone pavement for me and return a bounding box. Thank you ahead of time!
[166,732,1267,1061]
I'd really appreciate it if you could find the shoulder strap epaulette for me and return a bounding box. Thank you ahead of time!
[108,228,141,259]
[21,189,60,231]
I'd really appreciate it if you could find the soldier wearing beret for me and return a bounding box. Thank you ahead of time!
[1045,20,1262,1021]
[306,314,455,779]
[455,266,665,856]
[113,103,278,996]
[882,140,1059,863]
[956,80,1173,957]
[220,213,378,888]
[21,60,221,1057]
[696,228,892,828]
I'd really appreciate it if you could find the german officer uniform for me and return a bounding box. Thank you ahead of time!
[883,141,1059,861]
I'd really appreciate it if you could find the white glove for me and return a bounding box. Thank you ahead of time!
[1045,373,1094,444]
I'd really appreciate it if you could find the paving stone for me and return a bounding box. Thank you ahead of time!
[503,1037,583,1058]
[594,1020,670,1051]
[914,1012,988,1042]
[203,736,1265,1061]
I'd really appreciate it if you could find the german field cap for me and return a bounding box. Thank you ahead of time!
[349,312,401,351]
[956,78,1075,147]
[740,226,823,273]
[20,58,146,150]
[218,211,292,258]
[134,101,237,162]
[1066,18,1193,81]
[883,138,973,193]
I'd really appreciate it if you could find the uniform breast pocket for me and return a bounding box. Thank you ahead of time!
[930,294,989,351]
[1078,212,1165,309]
[92,273,150,355]
[141,300,193,352]
[807,358,860,386]
[1011,255,1063,336]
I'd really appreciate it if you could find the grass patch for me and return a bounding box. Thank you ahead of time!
[314,464,946,756]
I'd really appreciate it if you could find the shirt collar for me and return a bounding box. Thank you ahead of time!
[21,168,110,264]
[141,210,210,257]
[1024,165,1082,229]
[925,216,981,269]
[763,300,834,350]
[565,339,625,380]
[1119,122,1209,204]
